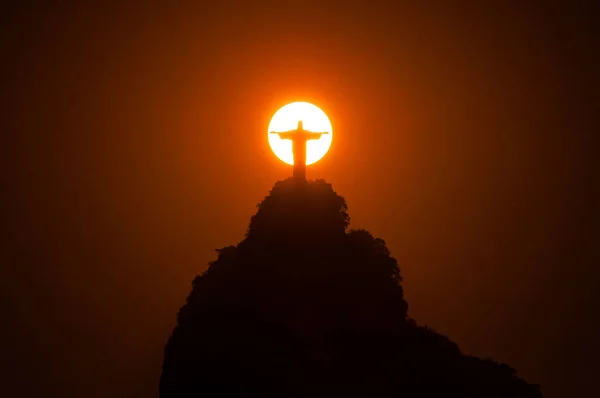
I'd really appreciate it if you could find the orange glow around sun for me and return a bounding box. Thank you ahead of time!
[268,102,333,165]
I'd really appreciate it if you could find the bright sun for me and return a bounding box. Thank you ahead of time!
[268,102,333,165]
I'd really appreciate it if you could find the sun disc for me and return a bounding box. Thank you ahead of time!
[268,102,333,165]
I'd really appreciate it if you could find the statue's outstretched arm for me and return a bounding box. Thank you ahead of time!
[305,131,329,141]
[272,131,296,140]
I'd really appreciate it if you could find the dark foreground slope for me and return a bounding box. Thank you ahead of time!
[160,178,542,397]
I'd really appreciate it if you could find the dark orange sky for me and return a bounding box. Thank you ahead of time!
[2,2,598,397]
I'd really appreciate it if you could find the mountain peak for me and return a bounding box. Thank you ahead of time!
[160,180,542,397]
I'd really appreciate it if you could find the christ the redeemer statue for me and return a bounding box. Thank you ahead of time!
[270,120,329,181]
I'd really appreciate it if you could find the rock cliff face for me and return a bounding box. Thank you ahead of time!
[160,178,542,397]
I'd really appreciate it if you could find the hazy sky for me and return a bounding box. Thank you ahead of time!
[2,2,598,397]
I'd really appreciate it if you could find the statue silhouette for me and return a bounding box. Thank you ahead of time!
[271,120,329,181]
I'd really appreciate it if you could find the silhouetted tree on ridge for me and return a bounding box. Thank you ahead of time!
[160,178,542,397]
